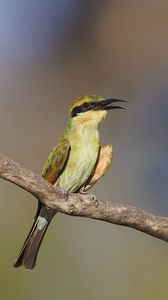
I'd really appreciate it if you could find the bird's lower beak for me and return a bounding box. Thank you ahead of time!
[100,98,128,110]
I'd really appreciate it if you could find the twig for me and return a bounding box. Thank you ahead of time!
[0,153,168,242]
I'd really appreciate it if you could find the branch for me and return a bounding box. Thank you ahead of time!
[0,153,168,242]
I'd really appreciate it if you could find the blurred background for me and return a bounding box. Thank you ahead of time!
[0,0,168,299]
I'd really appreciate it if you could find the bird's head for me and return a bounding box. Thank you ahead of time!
[69,95,127,125]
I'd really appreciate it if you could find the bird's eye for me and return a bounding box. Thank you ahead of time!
[71,102,92,118]
[83,102,89,108]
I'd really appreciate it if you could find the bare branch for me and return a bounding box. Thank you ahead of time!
[0,153,168,242]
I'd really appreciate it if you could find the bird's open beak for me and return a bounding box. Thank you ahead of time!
[100,99,128,111]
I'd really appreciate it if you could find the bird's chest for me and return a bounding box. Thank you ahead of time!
[57,127,100,192]
[71,137,98,170]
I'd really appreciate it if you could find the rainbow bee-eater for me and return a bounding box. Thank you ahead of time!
[13,95,127,270]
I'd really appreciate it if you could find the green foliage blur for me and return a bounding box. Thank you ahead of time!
[0,1,168,299]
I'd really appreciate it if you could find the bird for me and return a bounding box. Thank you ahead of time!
[13,95,127,270]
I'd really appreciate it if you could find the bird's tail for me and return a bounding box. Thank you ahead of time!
[13,205,56,270]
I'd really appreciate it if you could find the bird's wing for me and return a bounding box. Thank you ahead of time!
[41,138,70,184]
[83,144,113,191]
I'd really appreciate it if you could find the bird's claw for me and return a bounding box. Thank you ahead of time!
[90,194,99,207]
[79,187,87,195]
[62,190,69,201]
[79,188,99,207]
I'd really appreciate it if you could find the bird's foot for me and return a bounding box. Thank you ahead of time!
[79,187,99,207]
[62,189,69,201]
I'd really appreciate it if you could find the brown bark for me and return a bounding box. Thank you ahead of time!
[0,153,168,242]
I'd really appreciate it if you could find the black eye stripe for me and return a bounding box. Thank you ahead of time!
[71,98,127,117]
[71,102,95,117]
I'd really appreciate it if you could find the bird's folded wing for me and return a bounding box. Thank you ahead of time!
[84,144,113,191]
[41,138,70,184]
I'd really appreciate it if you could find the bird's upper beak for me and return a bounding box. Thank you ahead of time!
[98,98,128,111]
